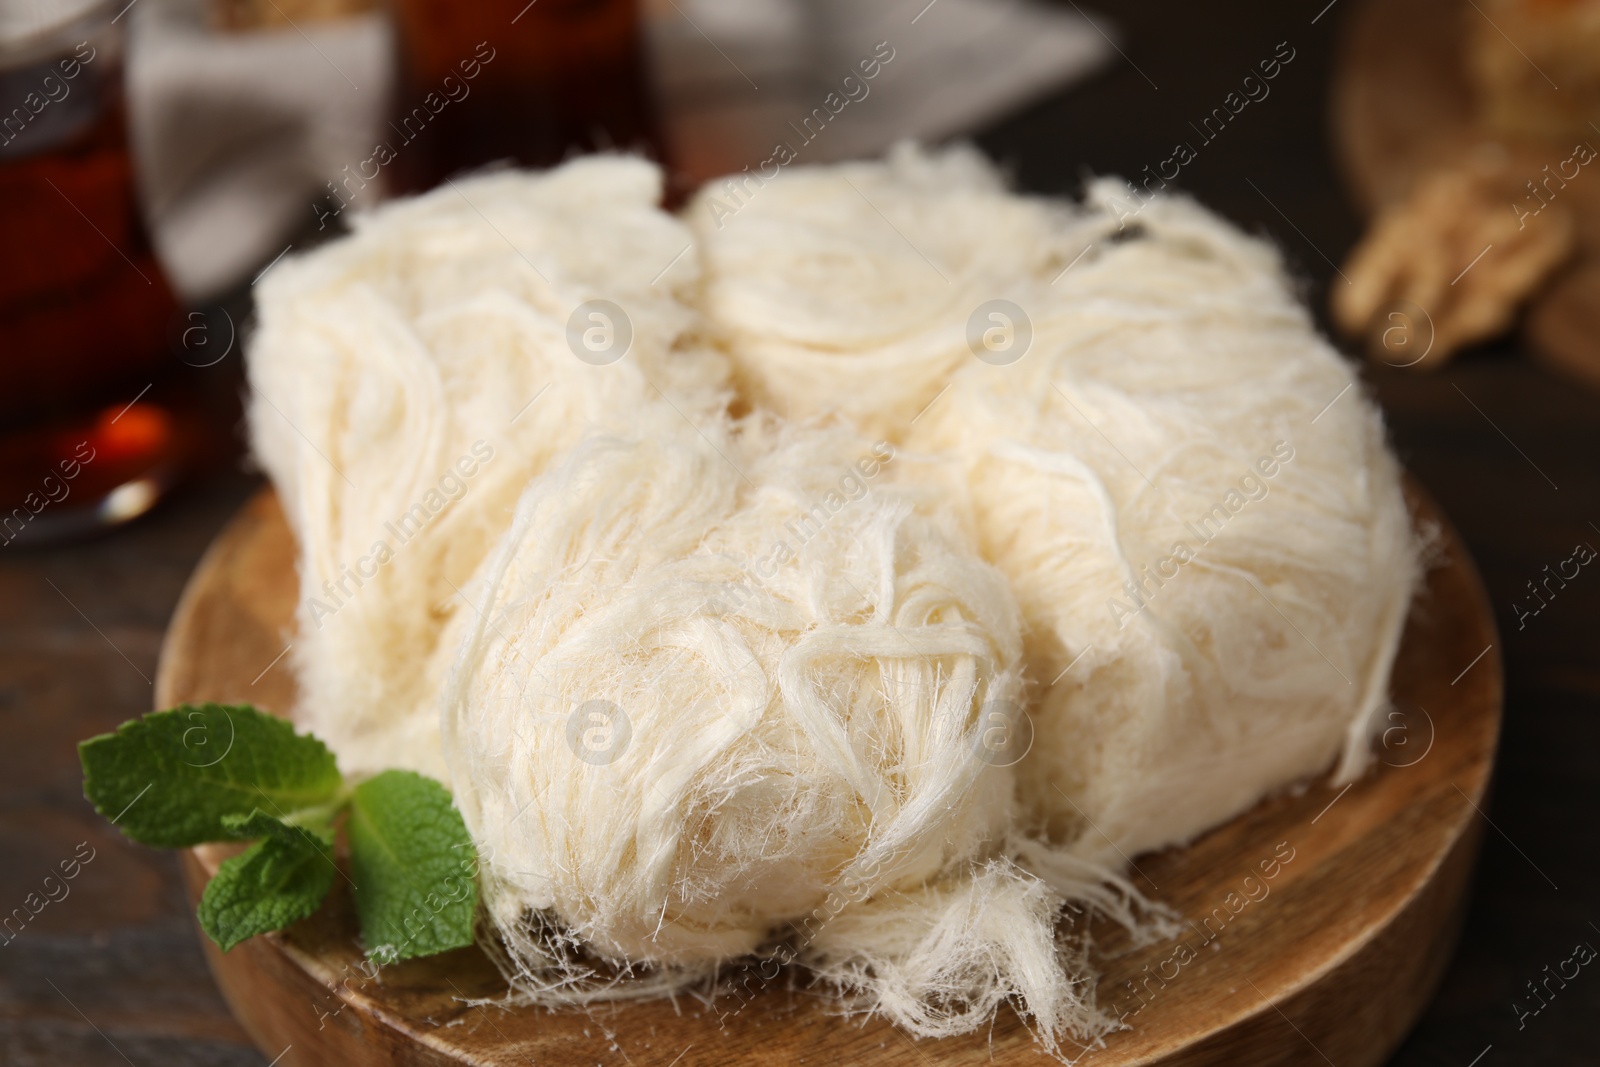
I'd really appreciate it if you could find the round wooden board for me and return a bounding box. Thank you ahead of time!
[1330,0,1600,385]
[155,486,1502,1067]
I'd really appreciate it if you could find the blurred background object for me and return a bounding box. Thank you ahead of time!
[0,0,167,418]
[649,0,1112,183]
[4,0,1115,551]
[124,0,1114,298]
[0,0,193,547]
[386,0,661,193]
[208,0,376,32]
[1331,0,1600,387]
[128,0,391,301]
[1468,0,1600,143]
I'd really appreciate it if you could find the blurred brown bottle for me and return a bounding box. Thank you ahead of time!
[385,0,663,194]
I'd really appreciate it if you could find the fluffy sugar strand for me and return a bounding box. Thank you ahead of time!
[247,158,728,779]
[436,420,1157,1051]
[248,145,1417,1055]
[693,145,1420,863]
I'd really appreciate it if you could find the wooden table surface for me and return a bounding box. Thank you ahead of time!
[3,2,1596,1064]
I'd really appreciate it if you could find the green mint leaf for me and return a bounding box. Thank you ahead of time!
[347,770,478,963]
[80,703,342,847]
[197,831,336,952]
[221,809,336,849]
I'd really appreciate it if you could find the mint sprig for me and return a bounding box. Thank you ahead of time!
[79,704,478,962]
[79,703,341,847]
[199,831,335,952]
[349,771,478,963]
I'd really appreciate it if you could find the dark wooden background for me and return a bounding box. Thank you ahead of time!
[2,1,1596,1063]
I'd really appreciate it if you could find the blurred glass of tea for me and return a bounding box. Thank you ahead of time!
[385,0,663,194]
[0,0,188,546]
